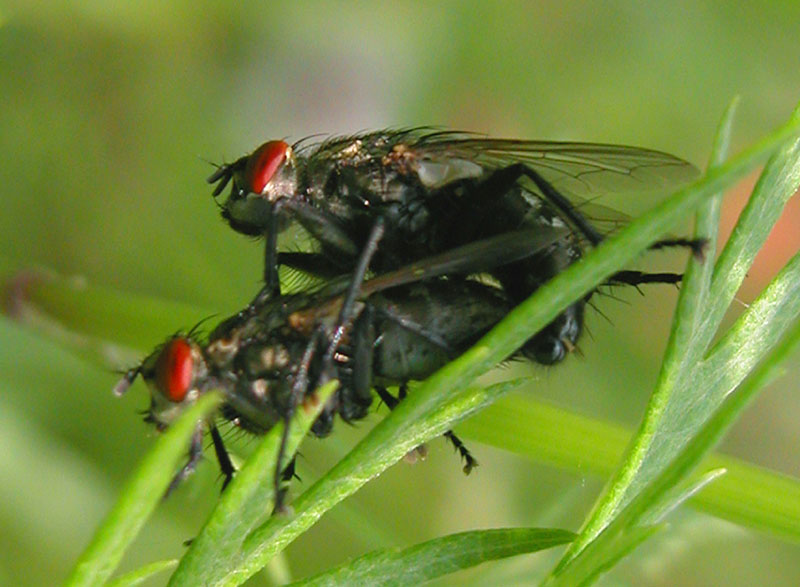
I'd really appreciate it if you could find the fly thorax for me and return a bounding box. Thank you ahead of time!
[206,329,243,369]
[239,342,292,378]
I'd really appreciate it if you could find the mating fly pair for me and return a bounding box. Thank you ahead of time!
[118,129,703,507]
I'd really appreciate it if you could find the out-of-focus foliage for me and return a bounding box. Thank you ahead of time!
[2,2,800,585]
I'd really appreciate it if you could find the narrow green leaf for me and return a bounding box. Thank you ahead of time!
[633,316,800,533]
[705,107,800,335]
[461,394,800,541]
[557,102,800,567]
[645,468,727,524]
[659,96,737,359]
[555,525,664,587]
[106,560,177,587]
[1,268,213,352]
[168,381,339,586]
[642,148,800,487]
[291,527,575,587]
[547,302,800,584]
[698,249,800,388]
[64,392,222,587]
[559,101,740,560]
[550,470,725,587]
[222,379,529,586]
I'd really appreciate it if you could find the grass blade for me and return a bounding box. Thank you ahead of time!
[555,102,800,570]
[105,560,177,587]
[460,394,800,541]
[548,313,800,584]
[291,528,575,587]
[64,392,222,587]
[216,379,529,586]
[2,268,212,352]
[168,381,339,586]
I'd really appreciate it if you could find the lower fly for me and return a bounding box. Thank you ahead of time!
[117,224,701,509]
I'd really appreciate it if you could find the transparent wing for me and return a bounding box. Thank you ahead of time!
[361,226,570,297]
[402,132,699,237]
[411,133,699,197]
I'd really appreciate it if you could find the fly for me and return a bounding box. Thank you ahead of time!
[116,229,569,505]
[208,129,703,365]
[116,131,706,509]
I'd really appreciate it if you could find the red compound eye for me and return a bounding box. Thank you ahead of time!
[245,140,289,194]
[155,338,194,402]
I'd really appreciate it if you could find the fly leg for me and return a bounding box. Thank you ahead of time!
[344,306,377,422]
[648,237,707,259]
[374,385,478,474]
[282,456,298,482]
[475,163,605,245]
[166,424,204,496]
[608,270,683,286]
[470,165,703,364]
[519,163,706,256]
[323,217,386,365]
[272,219,386,514]
[236,208,282,316]
[357,300,474,472]
[272,328,323,514]
[263,208,281,295]
[251,197,361,305]
[209,425,236,491]
[397,384,477,474]
[442,431,478,474]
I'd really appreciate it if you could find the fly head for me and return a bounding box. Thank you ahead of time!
[116,335,209,430]
[209,140,299,237]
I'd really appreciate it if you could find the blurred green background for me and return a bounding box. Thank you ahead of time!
[2,2,800,585]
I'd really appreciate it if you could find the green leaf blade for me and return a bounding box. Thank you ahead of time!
[64,392,222,587]
[105,560,178,587]
[227,379,529,586]
[292,528,575,587]
[554,102,800,571]
[168,381,339,587]
[462,393,800,542]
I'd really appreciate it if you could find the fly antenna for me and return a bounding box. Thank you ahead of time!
[113,365,141,397]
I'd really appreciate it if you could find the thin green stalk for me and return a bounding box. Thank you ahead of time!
[555,101,800,570]
[65,393,222,587]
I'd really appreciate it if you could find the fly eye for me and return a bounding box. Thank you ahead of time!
[155,338,194,402]
[245,140,290,194]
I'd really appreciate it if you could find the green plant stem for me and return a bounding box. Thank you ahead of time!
[64,393,222,587]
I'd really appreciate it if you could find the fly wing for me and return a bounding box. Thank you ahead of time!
[360,225,570,297]
[298,226,570,342]
[410,134,698,193]
[404,133,699,233]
